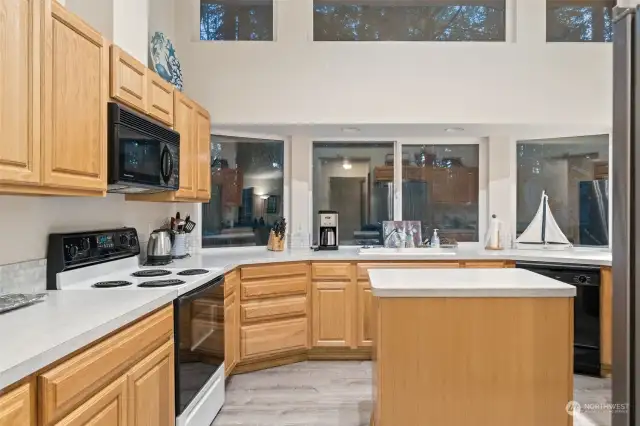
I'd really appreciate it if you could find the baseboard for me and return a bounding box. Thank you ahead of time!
[308,347,372,360]
[600,363,612,378]
[233,352,308,374]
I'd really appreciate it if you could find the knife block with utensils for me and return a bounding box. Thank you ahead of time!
[267,231,285,251]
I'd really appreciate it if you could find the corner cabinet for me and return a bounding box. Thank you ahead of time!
[0,0,107,196]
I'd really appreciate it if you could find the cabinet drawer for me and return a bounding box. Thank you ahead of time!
[39,306,173,425]
[241,275,308,301]
[241,263,308,280]
[225,269,239,298]
[241,296,307,324]
[462,261,507,268]
[312,263,352,280]
[241,318,307,359]
[357,262,459,280]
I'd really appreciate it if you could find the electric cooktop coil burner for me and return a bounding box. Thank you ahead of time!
[93,281,133,288]
[131,270,171,278]
[138,279,186,288]
[177,269,210,276]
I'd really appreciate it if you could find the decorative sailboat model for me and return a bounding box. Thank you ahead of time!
[515,191,572,250]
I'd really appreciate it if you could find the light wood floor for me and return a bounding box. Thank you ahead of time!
[212,361,611,426]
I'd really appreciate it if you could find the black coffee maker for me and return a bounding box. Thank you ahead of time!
[318,210,339,250]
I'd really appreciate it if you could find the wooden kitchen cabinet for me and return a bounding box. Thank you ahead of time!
[356,281,373,347]
[174,92,196,199]
[0,0,107,196]
[0,0,41,188]
[312,282,354,348]
[147,72,174,126]
[127,340,174,426]
[55,376,128,426]
[601,266,612,375]
[42,2,108,194]
[225,293,239,376]
[110,45,147,113]
[195,103,212,201]
[0,383,34,426]
[240,318,308,360]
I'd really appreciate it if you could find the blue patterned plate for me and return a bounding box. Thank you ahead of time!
[149,32,183,91]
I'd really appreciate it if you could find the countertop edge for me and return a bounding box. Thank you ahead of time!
[371,288,577,298]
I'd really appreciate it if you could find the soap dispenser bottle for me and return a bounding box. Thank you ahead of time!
[431,229,440,248]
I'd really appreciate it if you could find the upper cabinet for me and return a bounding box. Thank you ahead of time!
[110,46,147,113]
[174,92,196,199]
[0,0,107,196]
[109,46,175,126]
[195,104,212,201]
[0,0,41,187]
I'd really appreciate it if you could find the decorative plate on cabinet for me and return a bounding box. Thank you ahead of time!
[149,31,183,91]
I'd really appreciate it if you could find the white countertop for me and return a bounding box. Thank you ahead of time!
[368,268,577,298]
[0,289,175,390]
[0,244,608,390]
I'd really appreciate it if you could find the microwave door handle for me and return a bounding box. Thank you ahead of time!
[160,146,173,184]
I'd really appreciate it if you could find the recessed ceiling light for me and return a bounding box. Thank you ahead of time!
[342,127,361,134]
[342,159,353,170]
[260,195,270,200]
[445,127,465,133]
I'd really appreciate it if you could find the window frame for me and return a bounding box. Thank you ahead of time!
[196,131,290,252]
[310,137,487,246]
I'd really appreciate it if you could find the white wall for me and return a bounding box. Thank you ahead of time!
[0,195,176,265]
[149,0,175,56]
[65,0,113,39]
[174,0,611,128]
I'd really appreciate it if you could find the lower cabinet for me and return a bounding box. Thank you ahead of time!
[55,376,128,426]
[0,383,33,426]
[356,282,373,347]
[240,318,308,360]
[224,293,239,376]
[127,340,175,426]
[311,282,354,348]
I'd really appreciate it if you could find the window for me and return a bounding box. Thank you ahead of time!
[313,0,506,41]
[313,142,394,245]
[402,144,479,243]
[517,135,609,247]
[546,0,613,42]
[202,135,284,248]
[200,0,274,41]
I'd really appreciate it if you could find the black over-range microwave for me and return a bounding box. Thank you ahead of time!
[107,102,180,194]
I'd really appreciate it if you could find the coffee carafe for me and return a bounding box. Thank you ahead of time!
[318,210,339,251]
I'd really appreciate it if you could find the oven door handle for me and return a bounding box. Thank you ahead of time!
[178,275,225,303]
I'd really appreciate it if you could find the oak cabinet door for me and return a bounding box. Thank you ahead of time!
[147,72,174,125]
[43,3,107,193]
[311,282,353,348]
[0,383,33,426]
[173,92,195,199]
[0,0,40,185]
[54,376,127,426]
[194,105,211,201]
[127,340,175,426]
[110,45,147,113]
[356,281,373,347]
[224,293,239,376]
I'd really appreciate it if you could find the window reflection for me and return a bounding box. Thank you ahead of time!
[546,1,613,42]
[202,136,284,247]
[200,0,274,41]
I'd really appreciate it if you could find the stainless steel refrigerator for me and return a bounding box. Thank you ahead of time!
[613,7,640,426]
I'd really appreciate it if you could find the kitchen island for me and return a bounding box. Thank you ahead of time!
[368,268,577,426]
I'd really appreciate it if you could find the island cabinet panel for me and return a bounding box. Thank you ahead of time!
[224,292,239,376]
[240,318,308,360]
[0,0,40,187]
[356,282,373,347]
[39,306,173,425]
[0,382,34,426]
[43,2,108,194]
[110,45,147,113]
[54,375,128,426]
[312,282,354,348]
[126,340,174,426]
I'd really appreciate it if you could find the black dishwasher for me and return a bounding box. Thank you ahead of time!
[516,262,601,376]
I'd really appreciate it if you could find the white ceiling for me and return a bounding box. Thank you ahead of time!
[211,123,611,140]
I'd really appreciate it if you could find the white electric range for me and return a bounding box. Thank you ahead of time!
[46,228,226,426]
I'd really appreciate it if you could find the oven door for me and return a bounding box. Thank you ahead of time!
[174,276,225,417]
[112,123,179,190]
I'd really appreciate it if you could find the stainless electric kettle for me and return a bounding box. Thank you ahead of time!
[146,229,172,265]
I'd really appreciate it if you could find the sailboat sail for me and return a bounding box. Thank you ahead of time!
[516,191,572,250]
